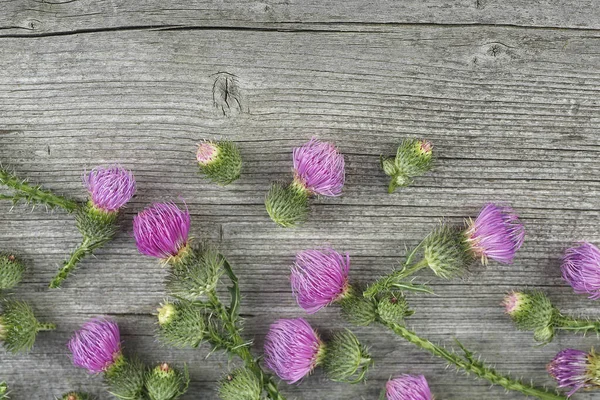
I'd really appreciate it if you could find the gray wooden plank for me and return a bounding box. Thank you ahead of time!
[1,25,600,399]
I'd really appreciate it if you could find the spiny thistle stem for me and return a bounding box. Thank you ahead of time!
[36,322,56,331]
[364,259,430,298]
[383,321,566,400]
[553,314,600,333]
[49,238,94,289]
[0,167,79,212]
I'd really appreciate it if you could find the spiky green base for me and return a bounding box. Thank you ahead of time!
[0,300,56,353]
[199,141,242,186]
[218,367,263,400]
[0,254,25,290]
[166,244,224,300]
[104,356,146,400]
[381,138,433,193]
[157,300,207,348]
[265,182,309,227]
[145,363,189,400]
[321,329,372,383]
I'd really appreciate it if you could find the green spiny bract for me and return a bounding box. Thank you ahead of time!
[265,182,309,227]
[145,363,189,400]
[423,223,474,279]
[0,299,55,353]
[504,291,555,342]
[60,392,95,400]
[339,290,379,326]
[376,292,413,324]
[217,367,262,400]
[0,254,25,290]
[321,329,372,383]
[197,141,242,186]
[166,244,224,300]
[156,300,206,348]
[104,355,146,400]
[381,138,433,193]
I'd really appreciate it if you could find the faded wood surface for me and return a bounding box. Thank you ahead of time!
[1,1,600,399]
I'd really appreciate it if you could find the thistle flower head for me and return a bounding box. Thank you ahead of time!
[547,348,600,396]
[145,363,189,400]
[156,301,206,348]
[423,224,473,279]
[196,142,220,165]
[84,166,135,213]
[133,202,191,260]
[291,248,350,313]
[218,367,262,400]
[321,329,372,383]
[386,374,434,400]
[196,141,243,186]
[0,253,25,290]
[561,242,600,300]
[292,138,345,197]
[503,290,555,342]
[68,317,121,374]
[465,203,525,265]
[264,318,324,384]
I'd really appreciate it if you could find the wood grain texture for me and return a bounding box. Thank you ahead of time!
[1,9,600,400]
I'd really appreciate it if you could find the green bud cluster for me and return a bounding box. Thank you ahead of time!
[376,292,414,324]
[381,138,433,193]
[156,301,206,348]
[321,329,373,383]
[0,299,55,353]
[104,355,146,400]
[217,367,262,400]
[0,254,25,290]
[340,286,413,327]
[60,392,95,400]
[423,223,473,279]
[339,293,379,326]
[145,363,189,400]
[265,181,309,227]
[166,244,224,300]
[197,141,243,186]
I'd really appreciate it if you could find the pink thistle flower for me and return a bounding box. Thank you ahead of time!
[547,348,600,396]
[263,318,323,384]
[386,375,434,400]
[292,138,345,197]
[196,142,219,165]
[133,202,191,260]
[291,248,350,313]
[84,166,135,213]
[465,203,525,264]
[68,317,121,374]
[561,242,600,300]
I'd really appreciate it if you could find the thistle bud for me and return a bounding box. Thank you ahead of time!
[0,300,55,353]
[382,139,433,193]
[265,182,309,227]
[156,301,206,348]
[0,254,25,290]
[422,224,473,279]
[548,348,600,396]
[0,382,7,400]
[321,329,372,383]
[339,289,379,326]
[196,141,242,186]
[145,363,189,400]
[503,291,555,342]
[217,367,262,400]
[166,244,224,300]
[60,392,94,400]
[377,293,413,325]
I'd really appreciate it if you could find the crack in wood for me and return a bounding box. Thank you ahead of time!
[212,72,243,117]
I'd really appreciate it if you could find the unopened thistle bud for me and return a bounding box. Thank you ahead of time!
[377,293,413,325]
[166,243,224,300]
[0,254,25,290]
[196,141,242,186]
[60,392,95,400]
[339,290,379,326]
[156,301,206,348]
[386,374,434,400]
[503,291,555,342]
[0,382,7,400]
[321,329,372,383]
[145,363,189,400]
[382,139,434,193]
[217,367,262,400]
[423,224,473,279]
[548,348,600,396]
[265,138,345,227]
[0,300,55,353]
[561,242,600,300]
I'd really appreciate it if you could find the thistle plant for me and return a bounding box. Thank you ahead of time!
[60,393,95,400]
[561,242,600,300]
[381,139,434,193]
[364,203,525,297]
[265,138,345,227]
[384,374,434,400]
[218,367,263,400]
[0,253,25,290]
[503,290,600,343]
[0,299,55,353]
[547,348,600,396]
[263,318,372,384]
[196,141,242,185]
[134,201,287,400]
[145,363,189,400]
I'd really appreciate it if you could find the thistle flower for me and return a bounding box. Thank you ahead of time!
[503,291,555,342]
[465,203,525,265]
[68,317,122,373]
[218,367,262,400]
[145,363,189,400]
[133,202,191,261]
[263,318,324,384]
[60,393,95,400]
[0,253,25,290]
[386,374,434,400]
[156,301,206,348]
[382,139,434,193]
[291,248,351,313]
[561,242,600,300]
[547,348,600,396]
[0,300,55,353]
[84,166,135,213]
[196,141,242,186]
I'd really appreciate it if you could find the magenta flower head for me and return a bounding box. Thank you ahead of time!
[547,348,600,396]
[68,317,121,374]
[465,203,525,265]
[133,202,191,261]
[291,248,350,313]
[293,138,345,197]
[561,242,600,300]
[386,375,434,400]
[84,166,136,213]
[263,318,324,384]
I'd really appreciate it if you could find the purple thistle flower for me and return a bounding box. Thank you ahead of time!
[68,317,121,374]
[84,166,136,213]
[292,138,345,197]
[264,318,323,384]
[561,242,600,300]
[196,142,219,165]
[386,375,434,400]
[465,203,525,264]
[547,348,600,397]
[133,202,191,259]
[291,248,350,314]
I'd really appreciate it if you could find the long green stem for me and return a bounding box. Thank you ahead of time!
[554,314,600,333]
[383,321,566,400]
[0,168,79,212]
[49,239,93,288]
[364,258,430,298]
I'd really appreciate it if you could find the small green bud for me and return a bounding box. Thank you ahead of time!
[321,329,372,383]
[60,392,95,400]
[504,291,555,342]
[0,254,25,290]
[217,367,262,400]
[77,202,119,241]
[0,382,8,400]
[156,301,206,348]
[533,325,555,343]
[339,290,378,326]
[0,300,55,353]
[166,244,224,300]
[265,182,309,227]
[380,157,398,177]
[146,363,189,400]
[197,141,243,186]
[383,139,433,193]
[104,356,146,400]
[423,224,473,279]
[376,293,413,324]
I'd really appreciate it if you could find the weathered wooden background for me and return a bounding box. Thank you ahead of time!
[1,1,600,399]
